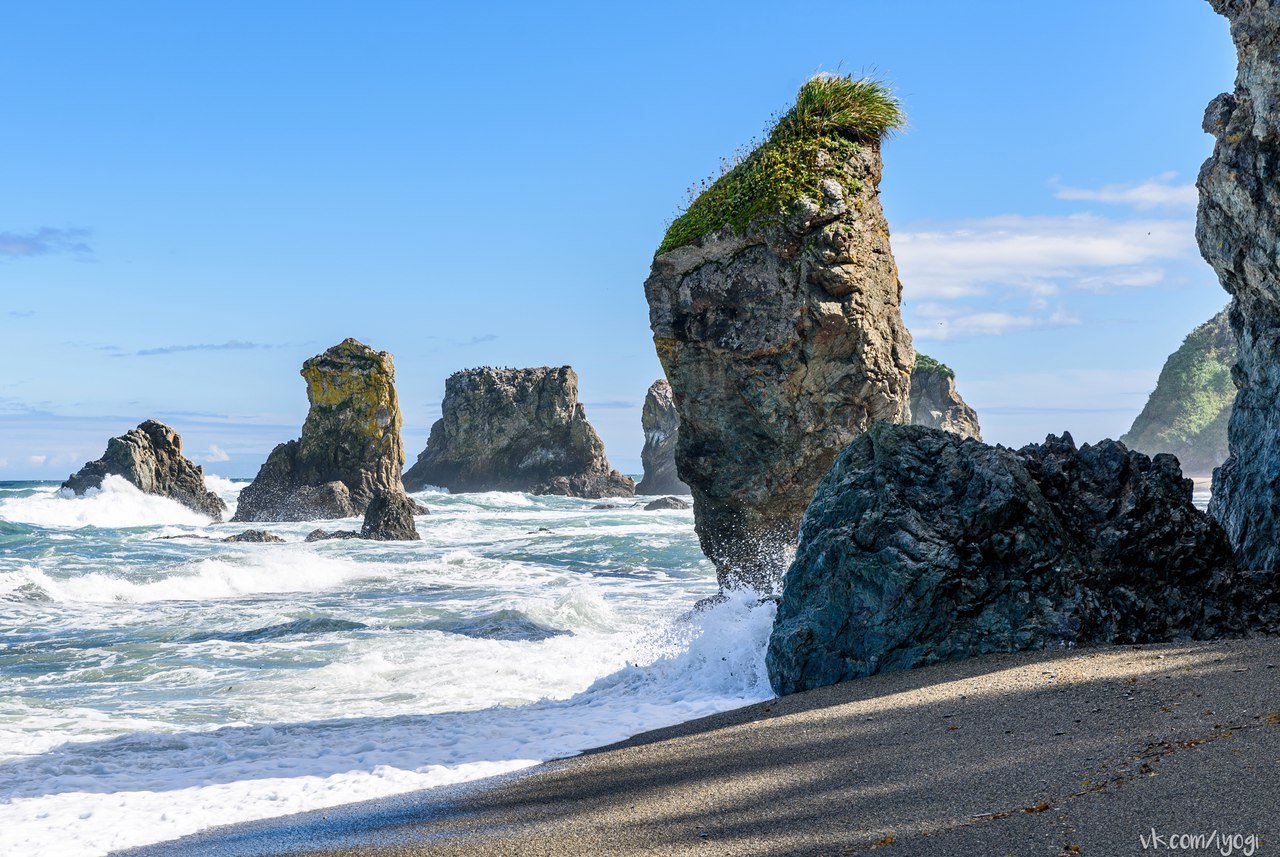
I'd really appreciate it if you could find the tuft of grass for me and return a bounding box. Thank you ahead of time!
[658,73,903,255]
[913,352,954,379]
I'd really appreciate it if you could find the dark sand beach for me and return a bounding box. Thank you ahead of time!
[123,636,1280,856]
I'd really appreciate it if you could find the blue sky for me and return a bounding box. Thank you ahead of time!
[0,1,1236,479]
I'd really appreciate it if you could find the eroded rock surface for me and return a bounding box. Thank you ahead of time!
[645,83,913,591]
[63,420,227,520]
[234,339,406,522]
[1199,0,1280,571]
[908,354,981,440]
[636,380,688,495]
[767,424,1265,695]
[360,490,421,541]
[403,366,633,498]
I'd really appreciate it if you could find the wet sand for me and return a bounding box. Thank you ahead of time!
[120,637,1280,856]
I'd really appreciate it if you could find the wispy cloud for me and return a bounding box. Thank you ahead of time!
[124,341,282,357]
[202,444,230,463]
[896,213,1193,300]
[455,334,498,346]
[0,227,92,259]
[584,400,638,410]
[8,310,35,319]
[911,301,1081,342]
[1052,172,1196,210]
[27,454,47,467]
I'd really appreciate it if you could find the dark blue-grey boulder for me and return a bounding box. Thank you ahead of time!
[766,423,1269,695]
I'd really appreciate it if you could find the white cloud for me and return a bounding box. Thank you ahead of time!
[1052,172,1197,210]
[27,455,46,466]
[895,213,1193,300]
[911,302,1080,341]
[203,445,230,463]
[0,458,8,468]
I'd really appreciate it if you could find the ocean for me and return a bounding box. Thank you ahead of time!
[0,477,777,856]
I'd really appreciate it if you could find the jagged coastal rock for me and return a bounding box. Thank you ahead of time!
[908,354,981,440]
[403,366,634,498]
[644,496,690,511]
[1121,308,1235,477]
[234,339,407,522]
[766,424,1265,695]
[635,380,688,495]
[63,420,227,520]
[1199,0,1280,571]
[360,491,421,541]
[644,74,914,590]
[223,530,285,543]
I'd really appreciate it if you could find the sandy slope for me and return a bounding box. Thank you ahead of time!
[122,637,1280,857]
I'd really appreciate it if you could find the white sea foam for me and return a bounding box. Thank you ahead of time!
[0,476,211,529]
[0,593,773,857]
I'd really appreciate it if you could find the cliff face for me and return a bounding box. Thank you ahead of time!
[635,379,688,495]
[233,339,406,522]
[908,354,981,440]
[1199,0,1280,570]
[402,366,634,498]
[644,75,914,590]
[63,420,227,520]
[1121,308,1235,477]
[766,424,1269,695]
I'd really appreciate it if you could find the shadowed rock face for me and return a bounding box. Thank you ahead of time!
[1199,0,1280,571]
[767,424,1269,696]
[908,354,981,441]
[403,366,634,499]
[636,380,688,495]
[233,339,406,522]
[62,420,227,521]
[360,490,421,541]
[1121,308,1234,477]
[645,143,913,591]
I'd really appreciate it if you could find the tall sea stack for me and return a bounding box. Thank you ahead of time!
[908,354,981,441]
[635,379,688,495]
[644,74,914,590]
[403,366,634,498]
[1199,0,1280,570]
[234,339,407,522]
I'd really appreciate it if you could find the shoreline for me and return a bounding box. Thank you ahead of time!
[118,636,1280,856]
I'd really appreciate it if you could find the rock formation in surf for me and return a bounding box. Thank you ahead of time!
[1121,307,1234,477]
[1199,0,1280,571]
[234,338,408,522]
[644,73,914,590]
[635,379,688,495]
[360,490,421,541]
[403,366,634,498]
[908,354,981,440]
[766,423,1273,695]
[63,420,227,520]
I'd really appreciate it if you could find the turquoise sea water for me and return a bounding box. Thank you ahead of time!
[0,477,776,856]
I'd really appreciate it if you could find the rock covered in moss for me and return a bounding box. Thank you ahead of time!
[636,379,688,496]
[645,75,914,591]
[908,354,981,440]
[360,490,421,541]
[403,366,633,499]
[234,339,407,522]
[62,420,227,520]
[1121,308,1234,477]
[766,424,1257,695]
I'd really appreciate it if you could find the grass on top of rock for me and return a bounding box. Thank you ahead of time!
[658,73,904,256]
[913,353,954,379]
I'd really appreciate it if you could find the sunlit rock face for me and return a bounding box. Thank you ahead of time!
[1199,0,1280,570]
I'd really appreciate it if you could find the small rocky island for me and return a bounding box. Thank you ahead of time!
[908,353,981,440]
[403,366,634,498]
[766,423,1274,695]
[234,338,410,522]
[63,420,227,520]
[635,379,688,495]
[1121,307,1234,477]
[645,73,915,590]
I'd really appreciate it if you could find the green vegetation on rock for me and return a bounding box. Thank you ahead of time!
[912,352,954,379]
[658,74,904,255]
[1120,308,1236,476]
